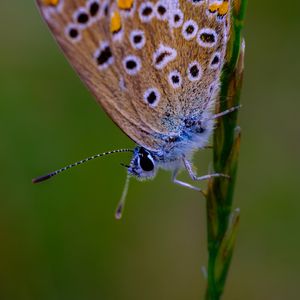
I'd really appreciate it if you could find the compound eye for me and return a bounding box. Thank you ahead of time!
[140,155,154,172]
[139,148,154,172]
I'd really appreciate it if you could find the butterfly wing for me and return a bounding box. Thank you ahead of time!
[36,0,230,151]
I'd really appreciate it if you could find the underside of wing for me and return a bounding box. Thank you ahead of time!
[36,0,230,151]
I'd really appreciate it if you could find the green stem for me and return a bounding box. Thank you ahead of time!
[204,1,247,299]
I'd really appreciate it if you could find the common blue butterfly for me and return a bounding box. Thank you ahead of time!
[34,0,239,218]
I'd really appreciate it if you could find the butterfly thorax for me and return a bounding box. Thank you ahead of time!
[128,109,215,180]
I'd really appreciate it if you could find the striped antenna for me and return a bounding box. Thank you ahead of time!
[32,149,133,184]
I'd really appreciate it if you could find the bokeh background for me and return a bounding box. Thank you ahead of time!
[1,1,299,299]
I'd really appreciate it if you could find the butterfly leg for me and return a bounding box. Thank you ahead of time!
[204,145,213,149]
[211,105,241,120]
[172,169,201,192]
[183,156,230,181]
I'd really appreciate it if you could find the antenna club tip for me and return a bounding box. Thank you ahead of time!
[115,213,122,220]
[32,174,52,184]
[115,204,123,220]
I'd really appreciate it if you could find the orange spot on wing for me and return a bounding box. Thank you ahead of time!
[218,2,229,16]
[208,3,219,13]
[110,11,122,34]
[117,0,134,10]
[43,0,59,6]
[208,1,229,17]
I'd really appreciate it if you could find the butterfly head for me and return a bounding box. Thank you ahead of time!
[128,147,158,180]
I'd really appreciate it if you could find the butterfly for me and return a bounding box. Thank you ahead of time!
[34,0,238,218]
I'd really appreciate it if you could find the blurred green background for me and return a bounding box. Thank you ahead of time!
[1,1,299,299]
